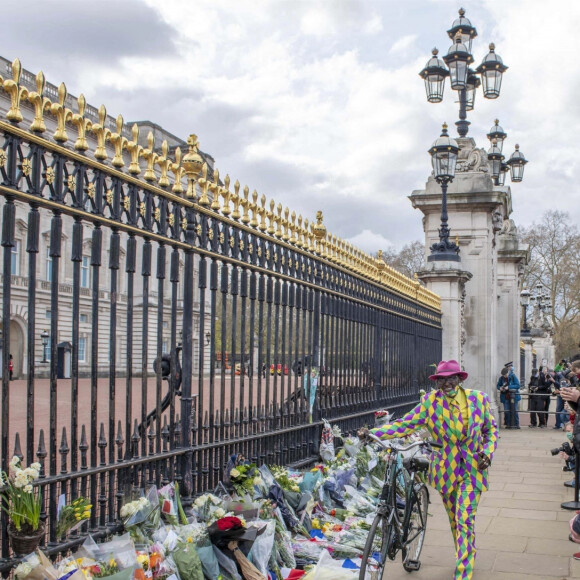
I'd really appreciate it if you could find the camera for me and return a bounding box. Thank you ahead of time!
[551,441,574,456]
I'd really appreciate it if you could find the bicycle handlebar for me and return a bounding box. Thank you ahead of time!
[367,432,443,451]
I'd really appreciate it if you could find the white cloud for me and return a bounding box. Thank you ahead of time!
[346,230,394,254]
[389,34,417,55]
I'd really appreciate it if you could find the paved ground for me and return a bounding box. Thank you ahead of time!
[381,426,580,579]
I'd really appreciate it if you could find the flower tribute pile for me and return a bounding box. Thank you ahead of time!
[13,415,430,580]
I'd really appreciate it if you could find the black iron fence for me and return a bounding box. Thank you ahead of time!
[0,58,442,568]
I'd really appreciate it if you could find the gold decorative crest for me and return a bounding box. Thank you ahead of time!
[139,201,146,217]
[106,189,113,205]
[123,196,130,211]
[154,208,161,222]
[219,232,225,245]
[229,236,234,248]
[44,167,55,185]
[181,218,188,231]
[0,149,7,168]
[20,159,32,177]
[196,225,202,237]
[239,240,245,252]
[208,228,214,241]
[168,214,175,227]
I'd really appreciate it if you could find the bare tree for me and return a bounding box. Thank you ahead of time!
[381,241,426,279]
[519,210,580,358]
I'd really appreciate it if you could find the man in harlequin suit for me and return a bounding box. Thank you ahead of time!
[366,360,498,580]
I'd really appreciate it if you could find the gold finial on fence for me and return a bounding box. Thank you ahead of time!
[296,215,303,248]
[232,180,242,220]
[92,104,111,160]
[221,174,232,215]
[170,147,184,194]
[126,124,143,175]
[259,194,267,231]
[249,189,259,227]
[312,210,327,240]
[197,162,210,205]
[4,58,27,123]
[156,140,172,187]
[71,94,90,151]
[28,71,47,133]
[182,134,203,198]
[240,184,251,224]
[274,203,283,238]
[376,249,386,273]
[290,211,297,244]
[110,115,127,167]
[283,207,290,241]
[210,168,221,210]
[266,199,275,235]
[50,83,71,143]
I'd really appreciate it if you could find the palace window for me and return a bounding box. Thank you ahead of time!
[78,337,87,363]
[11,241,20,276]
[81,256,90,288]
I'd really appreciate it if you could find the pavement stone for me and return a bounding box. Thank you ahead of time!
[375,428,580,579]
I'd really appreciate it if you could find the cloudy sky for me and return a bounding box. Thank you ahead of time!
[1,0,577,254]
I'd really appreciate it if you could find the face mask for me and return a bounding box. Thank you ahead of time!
[567,433,574,442]
[444,387,459,398]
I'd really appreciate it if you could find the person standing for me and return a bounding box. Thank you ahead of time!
[536,367,553,428]
[8,354,13,381]
[528,368,541,428]
[496,362,521,429]
[360,360,497,580]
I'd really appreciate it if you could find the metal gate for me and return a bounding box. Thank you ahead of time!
[0,57,442,566]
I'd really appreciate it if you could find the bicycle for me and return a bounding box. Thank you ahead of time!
[359,433,442,579]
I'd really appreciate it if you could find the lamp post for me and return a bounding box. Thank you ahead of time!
[420,8,507,138]
[486,120,528,186]
[40,329,49,363]
[205,332,211,346]
[520,288,530,336]
[427,123,460,262]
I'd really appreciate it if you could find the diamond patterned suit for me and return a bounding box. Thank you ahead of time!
[370,386,498,580]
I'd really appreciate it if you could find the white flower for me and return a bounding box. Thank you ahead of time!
[14,562,33,579]
[194,496,205,508]
[213,508,226,519]
[209,494,221,505]
[30,462,41,472]
[229,468,240,479]
[10,456,20,468]
[23,484,33,493]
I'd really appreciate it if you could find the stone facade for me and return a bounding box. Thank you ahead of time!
[410,137,531,414]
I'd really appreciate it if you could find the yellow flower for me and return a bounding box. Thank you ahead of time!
[311,518,321,529]
[137,554,149,567]
[83,510,91,518]
[186,537,193,543]
[109,559,117,568]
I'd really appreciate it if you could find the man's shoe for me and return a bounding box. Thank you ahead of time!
[553,426,562,429]
[573,551,580,559]
[564,479,575,488]
[539,425,546,428]
[529,425,537,428]
[515,426,521,429]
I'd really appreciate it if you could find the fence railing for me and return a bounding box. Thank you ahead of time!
[0,57,442,568]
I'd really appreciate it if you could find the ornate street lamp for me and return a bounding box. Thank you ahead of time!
[486,120,526,187]
[520,288,531,335]
[420,8,508,138]
[427,124,460,262]
[205,332,211,345]
[40,329,49,363]
[507,144,528,182]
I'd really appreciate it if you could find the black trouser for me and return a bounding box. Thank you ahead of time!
[534,394,550,426]
[530,394,543,426]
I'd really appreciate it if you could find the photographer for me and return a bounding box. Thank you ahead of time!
[535,366,554,428]
[558,362,580,454]
[496,362,521,429]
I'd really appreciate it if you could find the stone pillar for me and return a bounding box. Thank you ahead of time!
[522,335,534,385]
[417,263,472,365]
[410,137,528,421]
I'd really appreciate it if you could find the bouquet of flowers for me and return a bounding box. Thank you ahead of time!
[157,484,179,527]
[134,543,179,580]
[1,456,42,534]
[192,493,228,524]
[120,487,160,544]
[57,496,92,538]
[228,463,262,498]
[374,410,392,427]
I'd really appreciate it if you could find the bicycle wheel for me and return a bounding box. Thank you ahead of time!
[359,512,393,580]
[402,484,429,572]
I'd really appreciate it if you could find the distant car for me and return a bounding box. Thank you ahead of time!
[270,363,289,376]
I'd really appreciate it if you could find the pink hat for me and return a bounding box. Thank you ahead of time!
[428,359,468,381]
